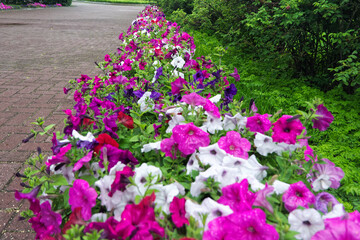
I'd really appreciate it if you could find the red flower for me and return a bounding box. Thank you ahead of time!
[62,207,86,234]
[94,133,119,154]
[117,112,134,129]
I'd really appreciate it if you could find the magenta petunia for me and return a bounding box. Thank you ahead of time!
[229,67,240,82]
[171,77,188,95]
[246,113,272,134]
[203,99,221,118]
[218,131,251,159]
[218,179,256,213]
[180,92,207,107]
[312,211,360,239]
[116,193,165,239]
[160,136,179,159]
[39,201,62,235]
[15,185,41,214]
[272,115,305,144]
[312,104,334,131]
[282,181,315,212]
[169,197,189,228]
[73,151,93,172]
[204,209,279,240]
[69,179,98,221]
[172,122,210,155]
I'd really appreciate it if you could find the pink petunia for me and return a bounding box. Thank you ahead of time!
[172,122,210,155]
[272,115,305,144]
[180,92,207,107]
[69,179,98,221]
[73,151,93,172]
[312,104,334,131]
[282,181,315,212]
[218,179,256,213]
[218,131,251,159]
[246,113,272,134]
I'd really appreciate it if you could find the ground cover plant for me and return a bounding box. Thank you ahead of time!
[16,5,360,240]
[0,2,13,9]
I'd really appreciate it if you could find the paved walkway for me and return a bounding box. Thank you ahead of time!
[0,2,144,238]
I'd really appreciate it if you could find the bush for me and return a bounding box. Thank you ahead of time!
[162,0,360,91]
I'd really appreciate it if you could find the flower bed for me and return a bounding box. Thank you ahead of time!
[16,5,360,240]
[0,2,13,9]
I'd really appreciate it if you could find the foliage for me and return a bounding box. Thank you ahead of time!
[155,0,193,14]
[159,0,360,92]
[2,0,71,6]
[187,30,360,211]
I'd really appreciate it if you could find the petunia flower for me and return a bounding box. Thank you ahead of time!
[288,208,325,240]
[180,92,207,107]
[99,144,138,171]
[310,158,344,191]
[229,67,240,81]
[69,179,98,221]
[117,111,134,129]
[116,193,165,239]
[62,207,87,234]
[218,131,251,159]
[314,192,339,214]
[218,179,256,213]
[171,77,188,95]
[253,133,280,156]
[172,122,210,155]
[253,183,275,213]
[73,151,93,172]
[109,166,134,197]
[169,197,189,228]
[312,104,334,131]
[246,113,272,134]
[312,211,360,239]
[222,113,247,131]
[203,99,221,118]
[282,181,316,212]
[94,133,119,154]
[15,185,41,214]
[272,115,305,144]
[171,56,185,68]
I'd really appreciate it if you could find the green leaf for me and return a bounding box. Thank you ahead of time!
[43,124,56,133]
[79,175,97,186]
[129,135,139,142]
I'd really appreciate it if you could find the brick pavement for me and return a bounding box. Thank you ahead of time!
[0,2,144,238]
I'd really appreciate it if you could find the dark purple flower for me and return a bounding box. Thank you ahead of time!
[103,114,118,138]
[109,166,134,197]
[155,67,163,81]
[133,90,145,99]
[150,91,161,100]
[99,144,138,171]
[224,83,237,99]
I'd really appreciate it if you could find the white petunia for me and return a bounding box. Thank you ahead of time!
[222,113,247,131]
[171,56,185,69]
[154,183,184,214]
[141,141,162,153]
[95,175,116,211]
[209,94,221,103]
[272,180,290,195]
[197,143,226,166]
[137,92,154,112]
[323,204,346,219]
[166,114,186,133]
[288,208,325,240]
[185,198,233,229]
[312,174,332,192]
[254,133,279,156]
[202,113,223,134]
[71,130,96,142]
[134,163,162,196]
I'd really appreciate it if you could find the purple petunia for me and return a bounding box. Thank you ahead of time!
[312,104,334,131]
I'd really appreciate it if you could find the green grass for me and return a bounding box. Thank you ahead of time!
[77,0,151,4]
[189,30,360,211]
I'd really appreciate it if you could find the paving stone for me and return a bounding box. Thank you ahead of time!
[0,1,144,235]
